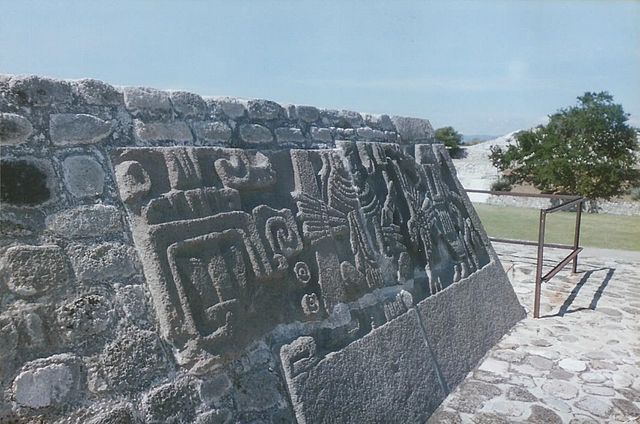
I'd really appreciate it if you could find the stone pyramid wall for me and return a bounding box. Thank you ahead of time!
[0,74,524,423]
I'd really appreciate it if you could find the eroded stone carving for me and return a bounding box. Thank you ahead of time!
[113,142,490,370]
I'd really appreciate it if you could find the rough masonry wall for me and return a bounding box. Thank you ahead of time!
[0,74,525,424]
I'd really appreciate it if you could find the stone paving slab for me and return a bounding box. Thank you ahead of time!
[428,243,640,423]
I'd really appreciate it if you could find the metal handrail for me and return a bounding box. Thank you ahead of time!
[465,189,585,318]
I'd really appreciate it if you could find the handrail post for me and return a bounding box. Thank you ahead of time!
[572,199,583,273]
[533,210,546,319]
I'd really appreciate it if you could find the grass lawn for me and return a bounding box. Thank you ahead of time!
[472,203,640,251]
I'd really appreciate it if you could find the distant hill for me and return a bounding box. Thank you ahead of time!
[461,134,498,145]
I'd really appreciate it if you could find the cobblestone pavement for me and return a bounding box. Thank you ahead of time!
[429,243,640,423]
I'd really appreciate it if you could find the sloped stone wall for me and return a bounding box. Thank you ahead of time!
[0,74,524,424]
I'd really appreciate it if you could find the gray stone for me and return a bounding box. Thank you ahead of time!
[391,115,435,143]
[356,126,385,141]
[86,404,141,424]
[506,386,537,402]
[66,242,137,281]
[141,378,199,424]
[364,113,395,131]
[526,355,553,370]
[583,385,615,396]
[195,409,231,424]
[216,97,247,119]
[56,293,114,340]
[46,204,122,238]
[541,380,579,399]
[527,405,562,424]
[417,261,525,389]
[574,396,612,417]
[133,119,192,143]
[310,126,333,142]
[12,354,83,409]
[281,310,447,424]
[239,123,273,145]
[62,155,105,198]
[193,121,232,144]
[612,397,640,415]
[559,358,587,372]
[123,87,171,114]
[50,113,112,145]
[427,410,462,423]
[0,112,33,145]
[295,105,320,122]
[0,244,70,297]
[234,369,285,411]
[170,91,207,118]
[74,79,123,105]
[470,413,511,424]
[247,99,285,120]
[101,330,168,393]
[323,109,364,128]
[114,160,152,203]
[8,75,73,105]
[275,127,305,144]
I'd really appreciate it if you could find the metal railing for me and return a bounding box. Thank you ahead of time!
[465,189,585,318]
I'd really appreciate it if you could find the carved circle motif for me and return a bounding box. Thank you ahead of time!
[301,293,320,315]
[294,262,311,284]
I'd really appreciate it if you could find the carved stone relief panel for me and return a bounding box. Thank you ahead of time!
[112,142,489,369]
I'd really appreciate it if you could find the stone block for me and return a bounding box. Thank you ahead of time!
[45,204,123,238]
[239,123,273,145]
[8,75,73,106]
[275,127,305,144]
[50,113,112,146]
[170,91,207,118]
[74,79,123,106]
[0,244,70,297]
[56,293,114,340]
[66,242,138,282]
[0,158,54,206]
[247,99,285,120]
[123,87,171,115]
[216,97,247,119]
[364,113,395,131]
[416,261,525,390]
[310,126,333,142]
[193,121,232,144]
[322,109,364,128]
[295,105,320,123]
[0,113,33,145]
[141,378,199,424]
[62,155,105,198]
[134,119,193,143]
[12,353,84,409]
[391,116,435,143]
[280,310,447,424]
[86,403,141,424]
[356,126,385,141]
[101,330,169,393]
[114,160,152,204]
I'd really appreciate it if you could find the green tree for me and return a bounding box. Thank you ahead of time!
[435,126,463,157]
[489,92,639,200]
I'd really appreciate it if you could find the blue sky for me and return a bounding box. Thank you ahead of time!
[1,0,638,135]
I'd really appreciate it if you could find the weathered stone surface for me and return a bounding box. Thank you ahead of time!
[323,109,364,128]
[66,242,137,281]
[46,204,122,238]
[574,396,612,417]
[101,330,169,393]
[56,293,114,340]
[141,378,199,424]
[215,97,247,119]
[170,91,207,118]
[86,403,141,424]
[275,127,305,144]
[50,113,112,145]
[281,310,447,424]
[364,113,395,131]
[356,126,385,141]
[8,75,73,105]
[0,112,33,145]
[12,354,83,409]
[0,159,52,206]
[391,115,435,143]
[527,405,562,424]
[293,105,320,122]
[247,99,285,120]
[1,244,70,297]
[193,121,232,144]
[74,79,123,105]
[239,123,273,145]
[123,87,171,114]
[133,119,192,143]
[310,126,332,142]
[62,155,105,198]
[114,160,152,203]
